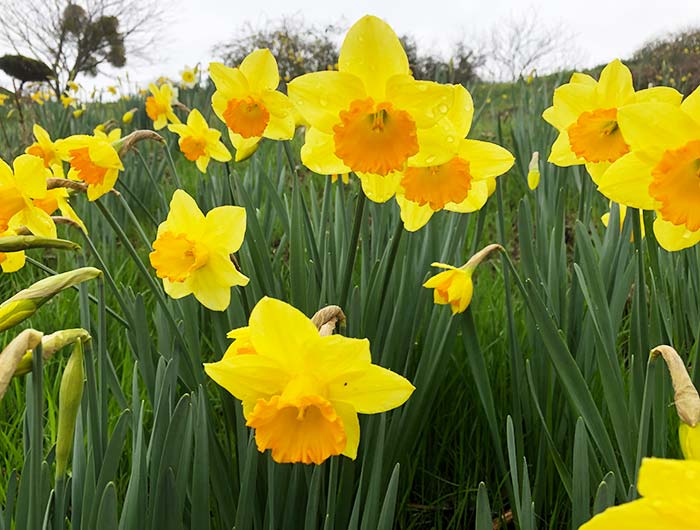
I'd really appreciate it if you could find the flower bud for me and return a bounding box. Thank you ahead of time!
[0,267,101,332]
[0,235,80,253]
[0,329,43,400]
[527,151,540,190]
[55,339,85,477]
[13,328,91,377]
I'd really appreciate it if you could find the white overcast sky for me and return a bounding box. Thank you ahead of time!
[2,0,700,91]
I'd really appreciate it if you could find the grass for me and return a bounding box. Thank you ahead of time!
[0,72,696,530]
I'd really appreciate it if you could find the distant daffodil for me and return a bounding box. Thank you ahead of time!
[149,190,248,311]
[145,82,180,130]
[204,297,414,464]
[423,244,503,314]
[209,49,295,161]
[543,59,682,183]
[168,109,232,172]
[288,15,457,182]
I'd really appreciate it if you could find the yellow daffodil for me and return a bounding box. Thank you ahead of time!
[180,65,198,88]
[423,244,502,314]
[60,95,76,108]
[57,129,124,201]
[107,85,117,95]
[580,458,700,529]
[26,124,65,178]
[0,94,9,106]
[33,189,87,233]
[0,154,55,238]
[67,81,80,93]
[204,297,415,464]
[145,83,180,130]
[597,88,700,251]
[149,189,248,311]
[0,230,26,273]
[72,107,85,118]
[122,108,137,124]
[527,151,540,190]
[543,59,682,183]
[31,92,45,105]
[600,202,644,241]
[387,86,513,231]
[288,15,457,185]
[209,49,295,161]
[168,109,231,172]
[223,326,256,357]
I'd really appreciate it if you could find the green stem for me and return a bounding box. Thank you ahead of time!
[339,189,366,306]
[377,219,403,315]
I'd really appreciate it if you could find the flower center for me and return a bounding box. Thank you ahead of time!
[145,96,167,120]
[567,108,630,163]
[149,230,210,282]
[182,71,195,83]
[333,98,419,176]
[69,147,108,185]
[223,96,270,139]
[180,136,208,161]
[401,157,473,210]
[649,139,700,231]
[246,394,346,465]
[26,144,55,168]
[0,185,25,232]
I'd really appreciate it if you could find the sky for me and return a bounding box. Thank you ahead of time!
[2,0,700,91]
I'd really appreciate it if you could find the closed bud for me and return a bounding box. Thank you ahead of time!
[0,329,43,400]
[55,339,85,478]
[13,328,91,377]
[0,267,101,332]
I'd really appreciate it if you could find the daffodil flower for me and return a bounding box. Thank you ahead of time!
[288,15,457,185]
[597,88,700,251]
[386,86,513,231]
[145,83,180,130]
[527,152,540,190]
[0,230,25,273]
[209,49,295,161]
[26,124,65,178]
[60,95,76,108]
[168,109,232,172]
[423,244,502,314]
[122,108,137,124]
[180,65,198,88]
[543,59,682,183]
[579,458,700,529]
[0,94,10,106]
[0,154,55,238]
[149,189,248,311]
[57,129,124,201]
[204,297,414,464]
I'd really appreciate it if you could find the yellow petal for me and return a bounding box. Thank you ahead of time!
[446,84,474,137]
[162,189,206,237]
[190,255,248,311]
[637,457,700,500]
[548,130,582,166]
[1,250,25,273]
[585,161,610,186]
[203,205,246,254]
[239,49,280,92]
[680,423,700,461]
[570,72,596,85]
[300,128,350,175]
[595,59,634,108]
[204,353,289,403]
[338,15,409,100]
[310,335,372,381]
[396,194,434,231]
[13,207,57,239]
[634,86,683,106]
[597,152,657,209]
[248,297,320,367]
[579,497,694,530]
[653,217,700,252]
[444,180,489,213]
[229,132,261,162]
[681,86,700,120]
[288,71,367,133]
[543,81,596,129]
[335,402,360,459]
[14,154,49,198]
[357,172,401,203]
[458,140,514,180]
[408,120,460,167]
[209,62,249,100]
[385,75,454,128]
[618,103,698,154]
[328,364,414,414]
[259,91,295,140]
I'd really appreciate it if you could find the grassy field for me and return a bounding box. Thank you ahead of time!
[0,56,696,530]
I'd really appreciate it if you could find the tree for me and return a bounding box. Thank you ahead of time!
[400,35,483,84]
[215,16,340,85]
[0,0,163,97]
[482,10,583,81]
